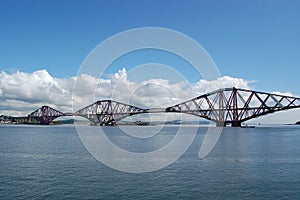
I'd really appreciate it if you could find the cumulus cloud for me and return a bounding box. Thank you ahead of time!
[194,76,252,95]
[1,68,298,123]
[0,70,73,115]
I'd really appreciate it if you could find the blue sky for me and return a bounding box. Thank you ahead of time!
[0,1,299,98]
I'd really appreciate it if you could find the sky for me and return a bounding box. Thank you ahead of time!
[0,0,300,124]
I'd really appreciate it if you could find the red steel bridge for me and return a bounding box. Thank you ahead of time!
[9,88,300,127]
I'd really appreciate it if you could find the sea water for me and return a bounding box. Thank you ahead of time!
[1,125,300,199]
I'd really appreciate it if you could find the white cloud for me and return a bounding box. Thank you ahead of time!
[271,91,294,97]
[0,68,299,124]
[193,76,251,94]
[0,70,73,114]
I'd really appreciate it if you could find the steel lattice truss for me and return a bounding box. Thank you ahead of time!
[10,88,300,126]
[29,106,65,125]
[75,100,147,125]
[166,87,300,126]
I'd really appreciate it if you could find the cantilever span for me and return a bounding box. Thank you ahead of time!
[29,105,66,125]
[9,88,300,126]
[166,87,300,127]
[74,100,148,126]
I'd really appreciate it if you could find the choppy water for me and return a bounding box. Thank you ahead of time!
[1,125,300,199]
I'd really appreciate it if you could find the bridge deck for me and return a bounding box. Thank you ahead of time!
[6,87,300,126]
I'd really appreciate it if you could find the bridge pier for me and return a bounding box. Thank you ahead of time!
[216,121,241,127]
[216,121,226,127]
[231,121,241,127]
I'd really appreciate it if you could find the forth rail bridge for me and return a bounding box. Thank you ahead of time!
[4,88,300,127]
